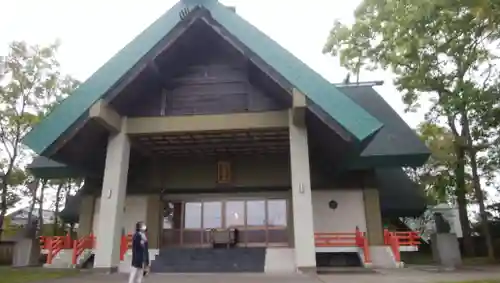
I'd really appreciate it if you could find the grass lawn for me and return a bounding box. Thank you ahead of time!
[440,281,500,283]
[0,267,79,283]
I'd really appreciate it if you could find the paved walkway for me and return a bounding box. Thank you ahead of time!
[45,267,500,283]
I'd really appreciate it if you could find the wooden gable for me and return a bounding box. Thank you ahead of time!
[23,0,381,157]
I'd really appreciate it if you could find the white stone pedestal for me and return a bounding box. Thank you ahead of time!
[431,233,462,268]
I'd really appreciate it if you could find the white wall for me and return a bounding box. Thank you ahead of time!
[312,190,367,233]
[92,196,148,239]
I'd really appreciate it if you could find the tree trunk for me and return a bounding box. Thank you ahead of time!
[469,151,495,259]
[459,108,495,260]
[27,179,41,228]
[0,178,7,240]
[38,181,46,234]
[53,182,64,235]
[454,144,475,257]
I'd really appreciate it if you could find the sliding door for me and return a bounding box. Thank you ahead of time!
[161,198,289,248]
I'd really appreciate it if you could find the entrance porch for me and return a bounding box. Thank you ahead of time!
[33,106,426,272]
[37,111,423,272]
[70,108,320,272]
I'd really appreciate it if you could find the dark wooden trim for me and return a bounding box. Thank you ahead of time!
[180,201,184,246]
[103,7,206,105]
[199,15,293,96]
[148,61,170,90]
[160,197,290,248]
[43,113,90,159]
[199,13,354,143]
[307,101,353,142]
[200,200,205,244]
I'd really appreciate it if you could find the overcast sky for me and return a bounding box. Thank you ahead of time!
[0,0,425,127]
[2,0,433,211]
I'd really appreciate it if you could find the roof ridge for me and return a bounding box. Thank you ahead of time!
[24,0,382,155]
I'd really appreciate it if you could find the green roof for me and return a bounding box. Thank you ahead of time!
[27,156,85,179]
[23,0,382,155]
[339,86,430,168]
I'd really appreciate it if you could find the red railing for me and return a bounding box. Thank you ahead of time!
[384,230,420,262]
[46,235,68,264]
[120,234,133,260]
[384,230,401,262]
[314,228,371,263]
[390,231,420,246]
[315,232,357,247]
[71,234,95,265]
[40,234,72,250]
[355,227,371,263]
[43,232,135,263]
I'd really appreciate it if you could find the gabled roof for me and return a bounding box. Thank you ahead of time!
[376,168,427,217]
[23,0,382,155]
[27,156,84,178]
[339,86,430,168]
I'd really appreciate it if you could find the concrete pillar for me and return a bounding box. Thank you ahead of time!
[145,195,161,249]
[93,131,130,272]
[363,188,384,245]
[77,195,94,238]
[289,111,316,272]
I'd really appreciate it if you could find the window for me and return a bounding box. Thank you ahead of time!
[267,199,287,227]
[184,202,202,229]
[225,201,245,228]
[246,200,266,227]
[203,202,222,229]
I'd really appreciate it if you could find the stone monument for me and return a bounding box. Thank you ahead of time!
[430,212,462,269]
[12,219,41,267]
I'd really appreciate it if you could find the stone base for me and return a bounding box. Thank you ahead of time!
[12,238,40,267]
[297,266,317,274]
[431,233,462,269]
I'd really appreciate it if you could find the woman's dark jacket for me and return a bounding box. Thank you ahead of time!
[131,231,149,268]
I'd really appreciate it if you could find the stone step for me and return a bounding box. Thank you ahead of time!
[151,247,266,273]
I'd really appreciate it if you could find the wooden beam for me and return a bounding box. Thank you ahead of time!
[125,110,289,135]
[292,88,306,127]
[141,140,288,151]
[88,99,122,133]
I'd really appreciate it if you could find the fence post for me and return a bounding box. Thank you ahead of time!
[120,235,126,261]
[89,233,95,248]
[383,229,389,245]
[47,238,53,264]
[71,240,78,265]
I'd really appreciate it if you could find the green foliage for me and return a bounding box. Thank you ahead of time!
[414,122,469,204]
[324,0,500,257]
[0,41,79,239]
[324,0,500,117]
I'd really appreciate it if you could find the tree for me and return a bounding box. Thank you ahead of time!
[404,122,474,242]
[52,181,64,235]
[323,0,500,258]
[25,179,40,229]
[413,122,462,204]
[0,41,79,240]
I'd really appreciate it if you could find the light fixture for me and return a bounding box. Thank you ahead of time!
[298,183,305,194]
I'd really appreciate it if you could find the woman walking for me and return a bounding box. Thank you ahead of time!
[128,221,150,283]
